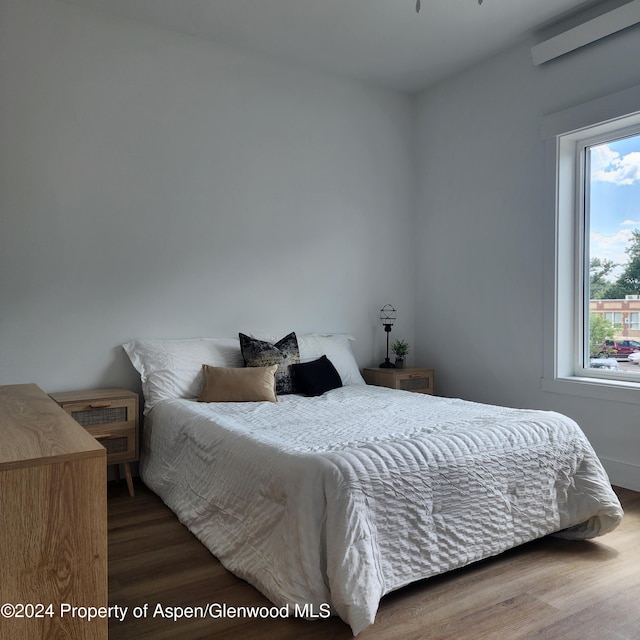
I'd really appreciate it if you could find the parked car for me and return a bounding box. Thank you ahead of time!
[629,351,640,365]
[595,339,640,359]
[589,358,620,370]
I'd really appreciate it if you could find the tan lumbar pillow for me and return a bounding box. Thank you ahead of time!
[198,364,278,403]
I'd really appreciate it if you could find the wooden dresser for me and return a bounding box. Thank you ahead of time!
[0,384,108,640]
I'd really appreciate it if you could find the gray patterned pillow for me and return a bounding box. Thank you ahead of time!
[239,332,300,395]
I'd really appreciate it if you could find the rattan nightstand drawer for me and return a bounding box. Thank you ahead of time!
[49,388,139,496]
[362,367,434,395]
[85,422,137,463]
[52,393,138,464]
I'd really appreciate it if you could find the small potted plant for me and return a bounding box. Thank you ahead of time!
[391,339,409,369]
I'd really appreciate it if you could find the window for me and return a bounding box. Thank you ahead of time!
[603,312,623,328]
[542,83,640,399]
[583,129,640,374]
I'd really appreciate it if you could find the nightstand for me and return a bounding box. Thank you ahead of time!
[49,388,139,497]
[362,367,434,395]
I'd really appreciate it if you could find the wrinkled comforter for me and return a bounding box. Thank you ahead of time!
[141,385,623,635]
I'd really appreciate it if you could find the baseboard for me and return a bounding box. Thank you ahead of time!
[600,457,640,492]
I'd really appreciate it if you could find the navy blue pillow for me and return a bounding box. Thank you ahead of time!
[291,355,342,397]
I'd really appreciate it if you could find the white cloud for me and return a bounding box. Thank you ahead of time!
[591,145,640,185]
[621,219,640,226]
[590,228,634,279]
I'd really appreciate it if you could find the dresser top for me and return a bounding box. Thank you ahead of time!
[0,384,105,470]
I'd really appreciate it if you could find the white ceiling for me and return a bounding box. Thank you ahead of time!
[59,0,613,92]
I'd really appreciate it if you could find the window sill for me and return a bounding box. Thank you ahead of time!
[541,375,640,405]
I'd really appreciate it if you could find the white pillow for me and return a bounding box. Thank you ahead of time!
[122,337,243,412]
[297,334,365,386]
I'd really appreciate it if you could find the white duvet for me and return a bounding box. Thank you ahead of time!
[141,385,623,635]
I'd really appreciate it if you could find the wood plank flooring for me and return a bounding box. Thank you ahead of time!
[108,482,640,639]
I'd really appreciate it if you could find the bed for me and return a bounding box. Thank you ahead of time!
[123,333,623,636]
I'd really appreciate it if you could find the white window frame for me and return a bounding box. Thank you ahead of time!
[542,83,640,403]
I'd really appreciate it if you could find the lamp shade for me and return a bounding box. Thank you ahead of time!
[380,304,396,327]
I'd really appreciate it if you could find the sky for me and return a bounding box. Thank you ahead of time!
[589,132,640,280]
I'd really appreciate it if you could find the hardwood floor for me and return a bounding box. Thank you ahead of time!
[108,482,640,639]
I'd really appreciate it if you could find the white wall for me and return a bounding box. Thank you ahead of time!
[415,26,640,489]
[3,0,638,489]
[0,0,417,394]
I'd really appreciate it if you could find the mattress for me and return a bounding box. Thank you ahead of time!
[141,385,623,635]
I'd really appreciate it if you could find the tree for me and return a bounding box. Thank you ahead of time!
[603,230,640,299]
[590,257,617,299]
[589,313,615,356]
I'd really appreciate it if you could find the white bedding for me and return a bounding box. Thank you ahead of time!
[141,385,623,635]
